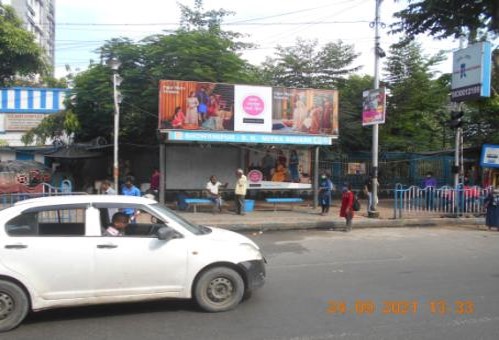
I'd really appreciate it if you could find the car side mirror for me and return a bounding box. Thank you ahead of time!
[156,227,176,241]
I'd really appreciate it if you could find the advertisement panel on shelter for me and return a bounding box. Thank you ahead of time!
[362,87,386,126]
[158,80,339,138]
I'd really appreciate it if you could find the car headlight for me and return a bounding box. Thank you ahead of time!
[240,242,263,260]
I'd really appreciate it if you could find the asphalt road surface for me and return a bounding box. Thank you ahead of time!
[5,227,499,340]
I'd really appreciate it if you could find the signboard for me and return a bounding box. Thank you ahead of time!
[362,87,386,126]
[4,113,46,131]
[480,144,499,168]
[347,162,366,175]
[234,85,273,132]
[158,80,338,143]
[166,131,333,145]
[451,42,492,101]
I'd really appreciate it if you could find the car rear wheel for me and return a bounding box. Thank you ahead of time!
[0,280,29,332]
[194,267,244,312]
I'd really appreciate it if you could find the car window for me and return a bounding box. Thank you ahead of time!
[6,207,85,237]
[100,207,167,238]
[149,203,209,235]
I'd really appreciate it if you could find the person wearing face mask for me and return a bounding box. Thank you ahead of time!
[318,173,334,215]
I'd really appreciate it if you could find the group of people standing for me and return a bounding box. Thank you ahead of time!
[318,174,379,231]
[318,174,354,231]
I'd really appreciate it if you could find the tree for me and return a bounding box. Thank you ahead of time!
[261,38,361,89]
[21,110,80,146]
[49,1,259,146]
[391,0,499,44]
[337,74,374,151]
[381,41,449,151]
[0,5,47,85]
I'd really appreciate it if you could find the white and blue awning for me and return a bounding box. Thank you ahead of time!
[0,87,69,113]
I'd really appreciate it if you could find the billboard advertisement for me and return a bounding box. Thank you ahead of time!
[362,87,386,126]
[158,80,338,138]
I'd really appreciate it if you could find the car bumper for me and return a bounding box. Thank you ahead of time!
[238,259,266,291]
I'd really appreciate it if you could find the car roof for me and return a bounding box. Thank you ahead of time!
[13,194,156,207]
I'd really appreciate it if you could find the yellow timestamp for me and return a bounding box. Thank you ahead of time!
[326,300,474,315]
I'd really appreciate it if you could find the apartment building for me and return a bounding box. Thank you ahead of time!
[1,0,56,73]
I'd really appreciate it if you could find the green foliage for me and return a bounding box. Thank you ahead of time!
[381,41,450,151]
[391,0,498,44]
[66,0,259,145]
[337,75,374,151]
[0,5,47,85]
[22,110,80,146]
[261,38,361,89]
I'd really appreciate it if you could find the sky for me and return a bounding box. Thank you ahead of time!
[55,0,459,79]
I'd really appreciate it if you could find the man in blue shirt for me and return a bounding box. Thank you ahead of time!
[122,176,141,221]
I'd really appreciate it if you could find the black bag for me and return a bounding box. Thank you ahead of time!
[353,194,361,211]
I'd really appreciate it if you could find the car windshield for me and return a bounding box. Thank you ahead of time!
[149,203,210,235]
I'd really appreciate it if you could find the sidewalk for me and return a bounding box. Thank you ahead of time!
[176,199,486,232]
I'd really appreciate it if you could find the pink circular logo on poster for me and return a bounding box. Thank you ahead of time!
[242,95,265,116]
[248,170,263,183]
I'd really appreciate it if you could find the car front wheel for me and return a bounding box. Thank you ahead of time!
[0,280,29,332]
[194,267,244,312]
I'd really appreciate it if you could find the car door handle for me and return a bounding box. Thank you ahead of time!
[97,244,118,249]
[5,244,28,249]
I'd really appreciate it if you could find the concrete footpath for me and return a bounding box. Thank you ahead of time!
[176,199,488,232]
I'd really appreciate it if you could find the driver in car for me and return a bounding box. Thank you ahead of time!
[103,212,129,236]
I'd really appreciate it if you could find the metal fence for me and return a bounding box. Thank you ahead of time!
[394,183,492,219]
[0,180,85,210]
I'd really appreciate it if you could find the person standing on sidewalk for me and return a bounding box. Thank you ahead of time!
[234,169,248,215]
[363,174,378,213]
[340,184,355,231]
[421,172,437,210]
[319,173,334,215]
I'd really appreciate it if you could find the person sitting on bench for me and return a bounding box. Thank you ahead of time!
[206,175,228,213]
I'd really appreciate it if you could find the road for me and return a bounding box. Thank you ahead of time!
[6,227,499,340]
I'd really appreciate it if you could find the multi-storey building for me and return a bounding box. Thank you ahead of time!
[1,0,56,73]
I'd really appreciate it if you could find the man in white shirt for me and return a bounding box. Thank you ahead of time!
[234,169,248,215]
[206,175,228,213]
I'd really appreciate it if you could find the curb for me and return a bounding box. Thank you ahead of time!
[206,217,486,233]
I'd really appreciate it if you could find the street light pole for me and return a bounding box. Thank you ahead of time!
[370,0,382,217]
[107,57,122,192]
[112,73,120,192]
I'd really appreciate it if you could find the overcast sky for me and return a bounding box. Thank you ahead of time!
[55,0,459,78]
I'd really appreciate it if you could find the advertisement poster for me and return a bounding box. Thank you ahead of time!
[362,87,386,126]
[272,87,338,135]
[158,80,235,131]
[347,162,366,175]
[158,80,339,138]
[234,85,272,132]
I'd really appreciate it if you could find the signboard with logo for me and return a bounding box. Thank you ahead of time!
[158,80,338,145]
[4,113,46,131]
[234,85,272,132]
[451,42,492,102]
[480,144,499,168]
[362,87,386,126]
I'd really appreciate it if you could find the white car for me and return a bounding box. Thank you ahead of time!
[0,195,265,332]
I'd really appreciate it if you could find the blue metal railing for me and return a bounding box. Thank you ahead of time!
[394,183,491,219]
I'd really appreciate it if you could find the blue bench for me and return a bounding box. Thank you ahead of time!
[184,198,213,213]
[265,198,304,211]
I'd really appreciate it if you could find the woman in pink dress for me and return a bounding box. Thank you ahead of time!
[185,91,199,126]
[171,107,185,128]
